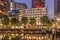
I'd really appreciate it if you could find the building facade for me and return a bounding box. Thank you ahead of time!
[14,2,27,10]
[3,0,15,11]
[45,0,60,19]
[23,8,48,25]
[32,0,45,8]
[23,8,47,18]
[4,0,27,11]
[56,0,60,13]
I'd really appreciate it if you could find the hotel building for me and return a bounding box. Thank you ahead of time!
[23,8,48,25]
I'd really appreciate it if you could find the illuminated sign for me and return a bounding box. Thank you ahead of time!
[32,0,45,8]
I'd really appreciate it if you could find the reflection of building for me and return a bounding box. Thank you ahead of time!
[32,0,45,8]
[23,8,47,25]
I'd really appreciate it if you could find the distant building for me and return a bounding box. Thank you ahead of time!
[23,8,48,25]
[32,0,45,8]
[23,8,47,18]
[2,0,15,11]
[56,0,60,13]
[4,0,27,17]
[14,2,27,10]
[4,0,27,11]
[45,0,60,19]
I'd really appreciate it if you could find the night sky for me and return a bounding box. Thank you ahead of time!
[14,0,54,18]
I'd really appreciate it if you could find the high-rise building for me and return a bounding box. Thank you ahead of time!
[14,2,27,10]
[4,0,15,11]
[0,0,7,14]
[4,0,27,11]
[23,8,47,25]
[56,0,60,13]
[45,0,57,19]
[45,0,60,19]
[32,0,45,8]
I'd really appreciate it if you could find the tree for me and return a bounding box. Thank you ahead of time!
[40,16,52,27]
[0,13,4,26]
[21,17,28,25]
[0,13,3,18]
[11,17,19,26]
[30,18,36,26]
[0,13,6,21]
[2,16,10,25]
[40,16,53,38]
[0,13,10,28]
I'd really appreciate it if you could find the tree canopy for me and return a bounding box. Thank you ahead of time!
[40,16,53,27]
[21,17,28,25]
[30,18,36,25]
[11,17,19,26]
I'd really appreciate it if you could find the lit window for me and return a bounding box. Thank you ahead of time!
[10,8,13,10]
[10,2,13,7]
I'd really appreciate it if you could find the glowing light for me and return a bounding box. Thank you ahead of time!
[56,18,60,20]
[0,11,1,13]
[11,34,14,36]
[12,26,14,29]
[16,34,18,36]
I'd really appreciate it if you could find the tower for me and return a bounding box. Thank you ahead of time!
[32,0,45,8]
[4,0,15,11]
[57,0,60,13]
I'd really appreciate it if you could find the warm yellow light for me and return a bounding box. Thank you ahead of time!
[9,36,11,40]
[15,26,18,29]
[20,26,24,29]
[0,11,1,13]
[16,34,18,36]
[11,34,14,36]
[12,26,14,29]
[56,18,60,20]
[21,34,24,36]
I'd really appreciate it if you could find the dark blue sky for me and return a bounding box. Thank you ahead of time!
[14,0,54,18]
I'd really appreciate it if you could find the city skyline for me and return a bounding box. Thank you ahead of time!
[0,0,60,40]
[15,0,54,19]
